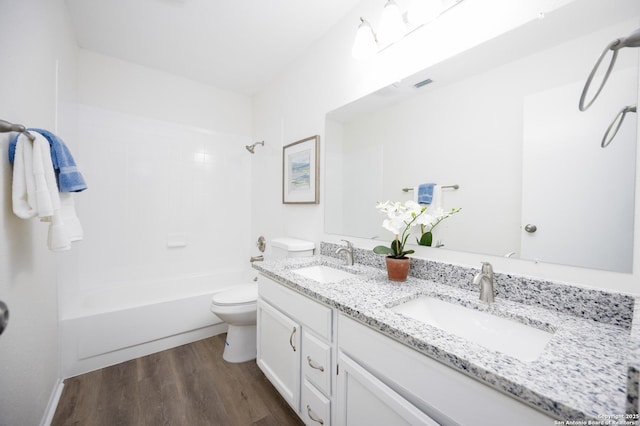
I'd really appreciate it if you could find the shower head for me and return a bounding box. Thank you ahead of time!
[245,141,264,154]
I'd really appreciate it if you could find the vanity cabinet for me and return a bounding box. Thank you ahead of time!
[337,313,556,426]
[257,276,334,425]
[336,351,439,425]
[256,299,300,408]
[258,274,556,426]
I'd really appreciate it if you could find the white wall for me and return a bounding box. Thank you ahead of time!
[57,50,254,318]
[252,0,640,293]
[0,0,77,424]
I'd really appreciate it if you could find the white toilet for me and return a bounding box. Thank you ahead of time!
[210,237,315,363]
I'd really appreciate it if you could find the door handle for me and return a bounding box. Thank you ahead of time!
[307,356,325,372]
[289,326,297,352]
[524,224,537,233]
[0,301,9,336]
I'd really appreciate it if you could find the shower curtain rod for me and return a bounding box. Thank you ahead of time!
[0,119,35,141]
[402,184,459,192]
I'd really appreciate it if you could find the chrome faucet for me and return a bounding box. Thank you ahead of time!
[335,240,354,266]
[472,262,495,303]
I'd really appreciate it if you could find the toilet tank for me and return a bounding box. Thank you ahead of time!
[271,237,315,258]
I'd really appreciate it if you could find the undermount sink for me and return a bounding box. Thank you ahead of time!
[292,265,357,283]
[391,296,554,362]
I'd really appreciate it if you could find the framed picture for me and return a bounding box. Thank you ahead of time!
[282,135,320,204]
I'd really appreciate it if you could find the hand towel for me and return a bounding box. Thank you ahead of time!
[425,185,444,218]
[11,132,76,251]
[414,183,436,205]
[32,133,57,218]
[11,133,38,219]
[58,192,83,242]
[9,128,87,192]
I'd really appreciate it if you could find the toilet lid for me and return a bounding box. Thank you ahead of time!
[211,284,258,306]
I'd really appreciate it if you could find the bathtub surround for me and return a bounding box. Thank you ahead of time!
[60,269,259,378]
[254,250,637,420]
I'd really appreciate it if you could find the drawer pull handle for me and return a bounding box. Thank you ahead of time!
[289,326,297,352]
[307,404,324,425]
[307,356,325,372]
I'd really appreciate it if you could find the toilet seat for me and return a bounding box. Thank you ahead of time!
[211,284,257,307]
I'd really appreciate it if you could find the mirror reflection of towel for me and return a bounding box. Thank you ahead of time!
[416,183,436,205]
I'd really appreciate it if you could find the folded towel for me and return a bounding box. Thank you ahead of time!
[9,128,87,192]
[415,183,436,205]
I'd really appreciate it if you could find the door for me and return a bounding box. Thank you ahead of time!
[336,351,438,426]
[521,69,636,271]
[256,299,301,411]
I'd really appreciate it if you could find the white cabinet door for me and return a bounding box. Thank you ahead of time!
[257,299,301,411]
[336,351,438,426]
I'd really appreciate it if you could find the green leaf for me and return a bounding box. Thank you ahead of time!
[373,245,394,255]
[418,231,433,247]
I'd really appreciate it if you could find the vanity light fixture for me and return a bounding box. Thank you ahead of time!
[351,0,465,60]
[378,0,406,45]
[352,17,378,60]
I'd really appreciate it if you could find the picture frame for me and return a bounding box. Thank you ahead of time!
[282,135,320,204]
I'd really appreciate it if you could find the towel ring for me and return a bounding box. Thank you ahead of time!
[601,104,636,148]
[579,40,621,112]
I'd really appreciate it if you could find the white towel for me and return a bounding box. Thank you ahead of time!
[58,192,83,242]
[11,132,82,251]
[12,133,38,219]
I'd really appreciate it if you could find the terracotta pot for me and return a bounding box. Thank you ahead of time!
[385,256,410,282]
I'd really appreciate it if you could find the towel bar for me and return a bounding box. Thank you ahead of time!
[402,184,459,192]
[0,119,35,142]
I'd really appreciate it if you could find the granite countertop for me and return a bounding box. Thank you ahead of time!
[253,254,635,422]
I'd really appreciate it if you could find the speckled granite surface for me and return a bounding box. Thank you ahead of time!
[321,242,636,329]
[253,249,638,422]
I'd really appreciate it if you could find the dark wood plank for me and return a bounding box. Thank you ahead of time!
[51,334,304,426]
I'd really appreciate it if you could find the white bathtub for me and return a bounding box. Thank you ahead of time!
[60,269,259,378]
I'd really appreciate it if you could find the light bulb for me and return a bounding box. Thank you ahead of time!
[352,18,378,60]
[378,0,406,45]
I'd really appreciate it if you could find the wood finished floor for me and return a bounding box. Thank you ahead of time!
[51,334,304,426]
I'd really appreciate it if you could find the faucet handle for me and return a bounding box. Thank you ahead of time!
[480,262,493,277]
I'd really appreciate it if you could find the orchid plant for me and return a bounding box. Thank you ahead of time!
[417,207,462,247]
[373,200,429,259]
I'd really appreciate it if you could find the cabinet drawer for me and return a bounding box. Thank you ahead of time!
[259,275,333,341]
[302,330,331,395]
[302,379,331,426]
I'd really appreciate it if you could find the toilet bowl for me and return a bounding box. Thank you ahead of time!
[210,237,315,363]
[210,284,258,363]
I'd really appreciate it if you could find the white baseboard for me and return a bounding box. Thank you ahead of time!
[40,379,64,426]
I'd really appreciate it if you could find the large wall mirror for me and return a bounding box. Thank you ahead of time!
[325,0,639,273]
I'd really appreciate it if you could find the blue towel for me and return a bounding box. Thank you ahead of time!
[417,183,435,205]
[9,129,87,192]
